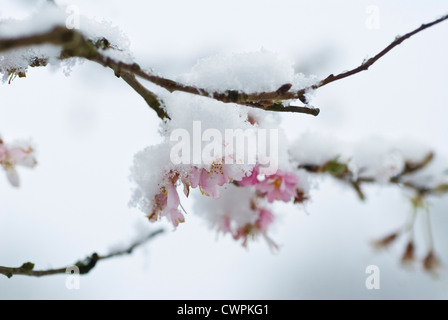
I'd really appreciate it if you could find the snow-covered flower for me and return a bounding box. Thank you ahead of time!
[188,166,221,199]
[255,170,298,203]
[187,160,247,199]
[161,184,185,227]
[149,183,185,228]
[231,207,277,250]
[238,165,260,187]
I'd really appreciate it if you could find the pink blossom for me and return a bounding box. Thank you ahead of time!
[0,145,6,163]
[232,225,251,247]
[217,207,275,248]
[150,184,185,228]
[188,166,219,198]
[255,208,274,232]
[161,184,185,227]
[150,192,167,222]
[220,216,232,234]
[6,146,37,168]
[256,170,298,203]
[187,162,246,199]
[238,165,259,186]
[195,167,222,198]
[0,143,37,187]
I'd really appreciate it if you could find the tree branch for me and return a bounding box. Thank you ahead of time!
[299,152,448,200]
[1,13,447,119]
[310,14,448,91]
[0,27,317,117]
[0,228,164,278]
[104,11,448,106]
[120,72,170,120]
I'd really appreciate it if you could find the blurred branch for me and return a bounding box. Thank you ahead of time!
[0,228,164,278]
[300,151,445,275]
[0,13,447,119]
[299,152,447,200]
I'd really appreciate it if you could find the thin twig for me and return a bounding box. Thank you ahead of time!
[120,72,170,119]
[312,14,448,92]
[299,152,444,199]
[0,27,317,116]
[103,12,448,106]
[122,12,448,103]
[0,228,164,278]
[2,13,446,118]
[83,12,448,112]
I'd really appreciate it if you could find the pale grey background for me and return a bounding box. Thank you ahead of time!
[0,0,448,299]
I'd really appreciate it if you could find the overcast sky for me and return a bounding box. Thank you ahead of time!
[1,0,448,299]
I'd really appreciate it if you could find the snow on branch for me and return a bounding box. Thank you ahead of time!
[1,6,448,277]
[0,26,318,117]
[1,13,447,119]
[290,133,448,275]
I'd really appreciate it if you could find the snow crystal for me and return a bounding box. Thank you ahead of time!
[290,131,349,165]
[295,168,312,195]
[350,136,406,182]
[0,45,60,82]
[401,154,448,190]
[129,143,173,212]
[350,137,431,183]
[160,92,255,171]
[177,49,317,93]
[162,92,252,137]
[0,4,66,39]
[289,132,444,190]
[0,3,133,80]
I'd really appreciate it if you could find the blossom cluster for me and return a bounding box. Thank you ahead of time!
[139,152,308,248]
